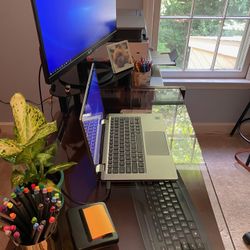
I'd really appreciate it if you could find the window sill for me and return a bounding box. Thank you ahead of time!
[163,78,250,89]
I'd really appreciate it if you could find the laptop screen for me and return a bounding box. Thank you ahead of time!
[80,64,104,165]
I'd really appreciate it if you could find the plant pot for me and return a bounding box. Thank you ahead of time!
[46,170,64,190]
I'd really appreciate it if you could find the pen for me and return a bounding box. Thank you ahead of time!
[17,191,34,219]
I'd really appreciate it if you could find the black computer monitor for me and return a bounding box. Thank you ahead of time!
[31,0,117,84]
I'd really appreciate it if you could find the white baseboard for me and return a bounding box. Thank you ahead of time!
[192,122,250,135]
[0,122,14,136]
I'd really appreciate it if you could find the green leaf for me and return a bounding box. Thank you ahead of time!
[25,103,46,140]
[43,143,57,156]
[11,169,24,187]
[26,121,57,147]
[45,162,77,175]
[10,93,27,144]
[36,153,53,166]
[15,139,45,165]
[0,138,23,158]
[10,93,46,144]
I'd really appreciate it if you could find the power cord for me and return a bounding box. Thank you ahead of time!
[38,64,44,113]
[61,182,112,206]
[0,100,10,105]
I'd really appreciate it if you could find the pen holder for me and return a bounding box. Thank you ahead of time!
[19,237,55,250]
[132,69,151,87]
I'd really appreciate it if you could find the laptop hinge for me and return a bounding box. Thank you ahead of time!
[96,164,105,173]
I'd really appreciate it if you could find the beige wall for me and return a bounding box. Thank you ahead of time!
[0,0,50,122]
[0,0,249,125]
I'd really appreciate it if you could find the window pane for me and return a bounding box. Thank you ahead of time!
[160,0,192,16]
[187,20,222,69]
[215,20,248,70]
[194,0,226,16]
[158,19,189,68]
[227,0,250,16]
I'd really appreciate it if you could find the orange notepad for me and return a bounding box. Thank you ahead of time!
[83,204,115,240]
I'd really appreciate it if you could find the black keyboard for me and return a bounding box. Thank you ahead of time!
[108,117,145,174]
[132,180,209,250]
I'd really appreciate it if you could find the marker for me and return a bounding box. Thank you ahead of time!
[13,231,21,245]
[44,216,56,239]
[31,184,36,191]
[9,213,29,238]
[56,200,62,211]
[23,188,37,216]
[6,202,23,220]
[54,193,60,200]
[14,202,31,226]
[38,203,44,221]
[3,225,11,232]
[0,212,14,224]
[51,197,57,206]
[10,193,19,204]
[9,225,16,232]
[49,206,56,217]
[47,187,54,200]
[17,192,34,219]
[31,217,38,225]
[33,224,45,244]
[42,188,48,203]
[43,198,50,220]
[34,189,41,207]
[31,222,39,241]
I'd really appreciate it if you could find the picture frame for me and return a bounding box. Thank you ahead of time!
[106,40,134,74]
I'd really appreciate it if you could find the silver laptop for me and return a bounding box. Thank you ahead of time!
[79,63,177,181]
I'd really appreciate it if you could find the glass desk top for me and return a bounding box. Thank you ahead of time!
[36,87,225,250]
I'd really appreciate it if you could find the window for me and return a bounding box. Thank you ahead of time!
[154,0,250,78]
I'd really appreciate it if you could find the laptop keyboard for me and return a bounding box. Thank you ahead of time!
[108,117,145,174]
[132,181,208,250]
[83,119,99,158]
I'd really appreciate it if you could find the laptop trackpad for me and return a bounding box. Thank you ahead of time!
[144,131,169,155]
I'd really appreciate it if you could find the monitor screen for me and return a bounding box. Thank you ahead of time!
[31,0,117,83]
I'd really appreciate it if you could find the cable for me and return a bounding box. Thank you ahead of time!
[50,96,54,121]
[38,64,44,113]
[61,182,112,206]
[0,100,10,105]
[61,188,87,206]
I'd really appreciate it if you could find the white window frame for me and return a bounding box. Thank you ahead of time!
[149,0,250,80]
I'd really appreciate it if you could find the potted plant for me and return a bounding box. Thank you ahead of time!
[0,93,76,188]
